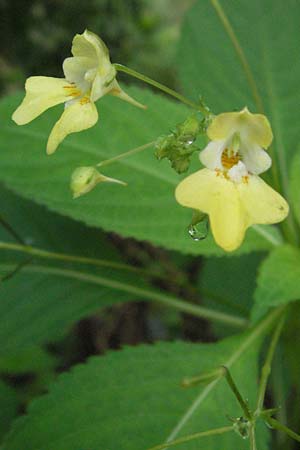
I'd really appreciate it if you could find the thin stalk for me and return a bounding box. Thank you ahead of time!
[97,141,156,168]
[165,305,286,444]
[265,417,300,443]
[271,346,288,447]
[255,312,286,414]
[147,426,233,450]
[181,367,224,388]
[0,263,248,328]
[114,64,208,114]
[222,366,252,420]
[249,426,257,450]
[209,0,264,113]
[0,215,24,244]
[0,241,157,277]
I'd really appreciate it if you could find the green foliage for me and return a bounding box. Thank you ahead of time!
[252,245,300,321]
[0,381,19,442]
[199,253,264,336]
[0,347,56,375]
[3,338,268,450]
[0,89,278,256]
[289,151,300,226]
[0,187,141,363]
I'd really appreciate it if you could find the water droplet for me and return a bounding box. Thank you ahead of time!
[188,217,209,241]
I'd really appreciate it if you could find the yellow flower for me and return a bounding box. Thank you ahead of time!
[175,108,289,252]
[12,30,145,155]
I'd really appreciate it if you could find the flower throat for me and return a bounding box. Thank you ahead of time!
[221,148,240,170]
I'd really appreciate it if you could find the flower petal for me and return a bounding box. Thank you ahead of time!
[175,168,247,251]
[208,108,273,148]
[90,71,117,102]
[238,175,289,225]
[63,56,95,86]
[108,80,146,110]
[46,98,98,154]
[71,30,109,63]
[241,143,272,174]
[199,140,226,170]
[12,76,69,125]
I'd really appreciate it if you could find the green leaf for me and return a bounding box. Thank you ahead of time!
[199,253,264,337]
[0,187,247,363]
[3,337,268,450]
[252,245,300,321]
[0,88,276,255]
[0,187,140,361]
[177,0,300,188]
[0,380,19,442]
[0,347,56,375]
[289,151,300,226]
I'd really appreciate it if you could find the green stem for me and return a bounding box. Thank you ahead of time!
[0,241,245,326]
[271,345,288,447]
[147,426,233,450]
[114,64,208,114]
[222,366,252,420]
[0,241,156,277]
[209,0,264,113]
[255,311,286,414]
[97,141,156,168]
[165,305,285,444]
[0,263,248,328]
[249,426,257,450]
[264,417,300,443]
[181,367,224,388]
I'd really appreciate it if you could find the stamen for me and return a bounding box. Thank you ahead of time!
[221,148,240,170]
[79,96,90,105]
[64,84,82,98]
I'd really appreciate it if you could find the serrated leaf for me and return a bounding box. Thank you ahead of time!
[252,245,300,321]
[3,337,268,450]
[0,87,276,255]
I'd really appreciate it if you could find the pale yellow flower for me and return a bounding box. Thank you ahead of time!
[12,30,145,154]
[175,108,289,252]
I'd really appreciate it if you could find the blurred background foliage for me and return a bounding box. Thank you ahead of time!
[0,0,193,95]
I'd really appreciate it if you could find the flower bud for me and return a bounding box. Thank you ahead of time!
[70,166,125,199]
[176,115,201,144]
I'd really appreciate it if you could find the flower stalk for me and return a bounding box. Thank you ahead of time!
[114,63,210,115]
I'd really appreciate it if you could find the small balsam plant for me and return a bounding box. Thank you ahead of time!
[1,1,300,449]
